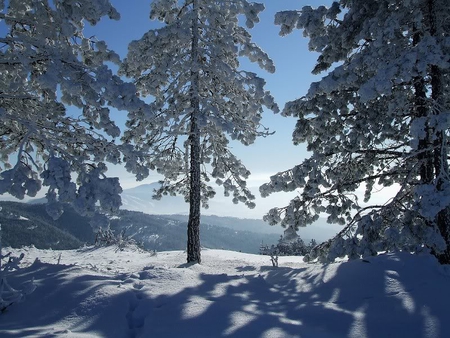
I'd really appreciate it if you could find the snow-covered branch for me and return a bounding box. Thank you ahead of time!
[268,0,450,263]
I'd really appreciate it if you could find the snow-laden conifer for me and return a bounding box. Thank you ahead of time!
[0,0,148,225]
[263,0,450,263]
[120,0,278,263]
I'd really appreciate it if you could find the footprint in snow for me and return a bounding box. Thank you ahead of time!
[133,282,145,290]
[126,290,146,338]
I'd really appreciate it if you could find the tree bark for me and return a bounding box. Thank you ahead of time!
[428,0,450,264]
[412,25,434,185]
[186,0,201,264]
[431,56,450,264]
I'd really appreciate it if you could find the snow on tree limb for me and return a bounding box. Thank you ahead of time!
[0,0,149,228]
[120,0,278,263]
[266,0,450,263]
[120,0,279,210]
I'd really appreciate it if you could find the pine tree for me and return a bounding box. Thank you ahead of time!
[262,0,450,263]
[0,0,148,225]
[120,0,278,263]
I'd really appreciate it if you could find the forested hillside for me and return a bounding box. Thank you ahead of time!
[0,202,280,253]
[0,201,86,249]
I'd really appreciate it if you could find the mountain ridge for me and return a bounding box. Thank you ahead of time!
[23,182,342,241]
[0,201,281,254]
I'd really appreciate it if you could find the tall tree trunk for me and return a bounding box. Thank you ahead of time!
[413,76,434,185]
[428,0,450,263]
[412,0,450,263]
[187,0,201,264]
[412,26,434,185]
[412,27,435,252]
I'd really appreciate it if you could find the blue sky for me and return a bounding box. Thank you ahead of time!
[80,0,334,218]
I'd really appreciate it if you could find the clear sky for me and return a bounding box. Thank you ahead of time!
[79,0,334,218]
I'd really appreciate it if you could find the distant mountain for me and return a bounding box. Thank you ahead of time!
[164,214,283,235]
[0,201,84,249]
[120,184,341,241]
[109,211,280,254]
[26,183,189,215]
[24,182,342,242]
[25,183,186,214]
[201,214,342,243]
[121,183,189,215]
[0,201,280,254]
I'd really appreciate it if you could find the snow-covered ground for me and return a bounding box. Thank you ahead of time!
[1,246,449,337]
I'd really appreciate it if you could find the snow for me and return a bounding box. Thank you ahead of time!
[1,246,449,338]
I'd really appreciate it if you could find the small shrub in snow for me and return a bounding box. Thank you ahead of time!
[260,228,318,259]
[0,251,36,313]
[260,244,279,267]
[95,228,140,251]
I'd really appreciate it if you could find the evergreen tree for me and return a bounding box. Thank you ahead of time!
[261,0,450,262]
[120,0,278,263]
[259,230,315,257]
[0,0,147,224]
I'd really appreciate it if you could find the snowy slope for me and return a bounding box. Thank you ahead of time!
[1,246,449,338]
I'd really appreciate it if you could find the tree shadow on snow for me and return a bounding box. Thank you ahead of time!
[0,261,133,338]
[134,254,449,338]
[2,253,449,338]
[307,253,447,338]
[235,266,257,272]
